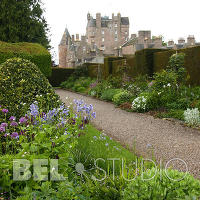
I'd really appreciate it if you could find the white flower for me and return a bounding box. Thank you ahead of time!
[132,96,147,111]
[167,83,171,87]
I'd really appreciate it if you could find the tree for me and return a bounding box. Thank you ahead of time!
[0,0,50,49]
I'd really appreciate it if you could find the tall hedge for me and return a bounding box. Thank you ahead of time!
[133,48,168,77]
[104,57,124,78]
[0,41,52,77]
[48,67,75,87]
[154,46,200,85]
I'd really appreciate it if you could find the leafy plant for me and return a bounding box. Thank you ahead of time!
[0,58,60,119]
[122,168,200,200]
[101,89,122,101]
[112,90,133,106]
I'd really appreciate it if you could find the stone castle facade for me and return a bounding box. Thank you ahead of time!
[59,13,129,68]
[59,13,200,68]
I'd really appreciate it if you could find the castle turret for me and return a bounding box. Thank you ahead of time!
[59,27,71,68]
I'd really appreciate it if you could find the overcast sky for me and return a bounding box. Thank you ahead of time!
[43,0,200,63]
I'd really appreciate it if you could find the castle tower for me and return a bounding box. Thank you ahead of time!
[59,27,71,68]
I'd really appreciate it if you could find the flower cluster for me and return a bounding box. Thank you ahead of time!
[132,96,147,112]
[184,108,200,126]
[73,99,96,121]
[0,107,28,139]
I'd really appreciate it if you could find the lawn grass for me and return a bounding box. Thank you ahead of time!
[76,125,152,176]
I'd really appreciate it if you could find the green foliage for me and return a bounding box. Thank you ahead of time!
[73,64,89,78]
[0,0,50,48]
[112,90,133,106]
[0,58,60,118]
[89,80,112,98]
[122,168,200,200]
[61,77,94,94]
[101,89,122,101]
[167,53,187,85]
[154,46,200,85]
[153,70,178,92]
[168,53,185,71]
[48,67,75,87]
[0,41,52,77]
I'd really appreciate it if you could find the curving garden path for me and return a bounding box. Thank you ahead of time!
[56,89,200,179]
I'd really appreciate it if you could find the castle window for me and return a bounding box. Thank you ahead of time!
[101,45,105,50]
[102,38,104,42]
[115,23,118,27]
[125,31,128,35]
[83,46,86,51]
[115,37,118,41]
[115,30,117,35]
[102,30,104,35]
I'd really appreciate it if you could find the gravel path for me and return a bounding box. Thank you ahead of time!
[56,89,200,179]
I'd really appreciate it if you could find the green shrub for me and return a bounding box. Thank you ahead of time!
[131,91,161,112]
[154,46,200,85]
[0,41,52,77]
[153,70,178,92]
[0,58,60,118]
[122,168,200,200]
[48,67,75,87]
[112,90,133,105]
[101,88,122,101]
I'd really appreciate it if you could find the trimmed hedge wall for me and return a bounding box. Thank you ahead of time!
[154,46,200,85]
[104,57,124,78]
[107,49,168,78]
[48,67,75,87]
[0,41,52,77]
[133,48,168,77]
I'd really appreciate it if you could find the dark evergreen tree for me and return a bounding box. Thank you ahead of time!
[0,0,50,49]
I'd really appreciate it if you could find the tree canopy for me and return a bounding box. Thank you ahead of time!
[0,0,50,49]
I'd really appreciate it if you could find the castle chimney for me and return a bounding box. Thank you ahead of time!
[96,13,101,28]
[76,34,79,41]
[112,13,114,20]
[168,40,174,46]
[72,35,75,42]
[131,34,137,39]
[117,13,121,19]
[178,37,185,44]
[187,35,195,46]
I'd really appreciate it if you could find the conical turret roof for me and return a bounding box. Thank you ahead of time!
[59,26,71,45]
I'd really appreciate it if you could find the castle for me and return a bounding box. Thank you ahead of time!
[59,13,129,68]
[59,13,200,68]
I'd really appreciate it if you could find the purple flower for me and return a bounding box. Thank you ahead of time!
[19,117,27,124]
[4,133,9,137]
[10,121,18,127]
[0,126,5,132]
[9,116,16,121]
[91,112,96,119]
[30,102,39,117]
[1,123,8,127]
[2,109,8,114]
[11,132,19,139]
